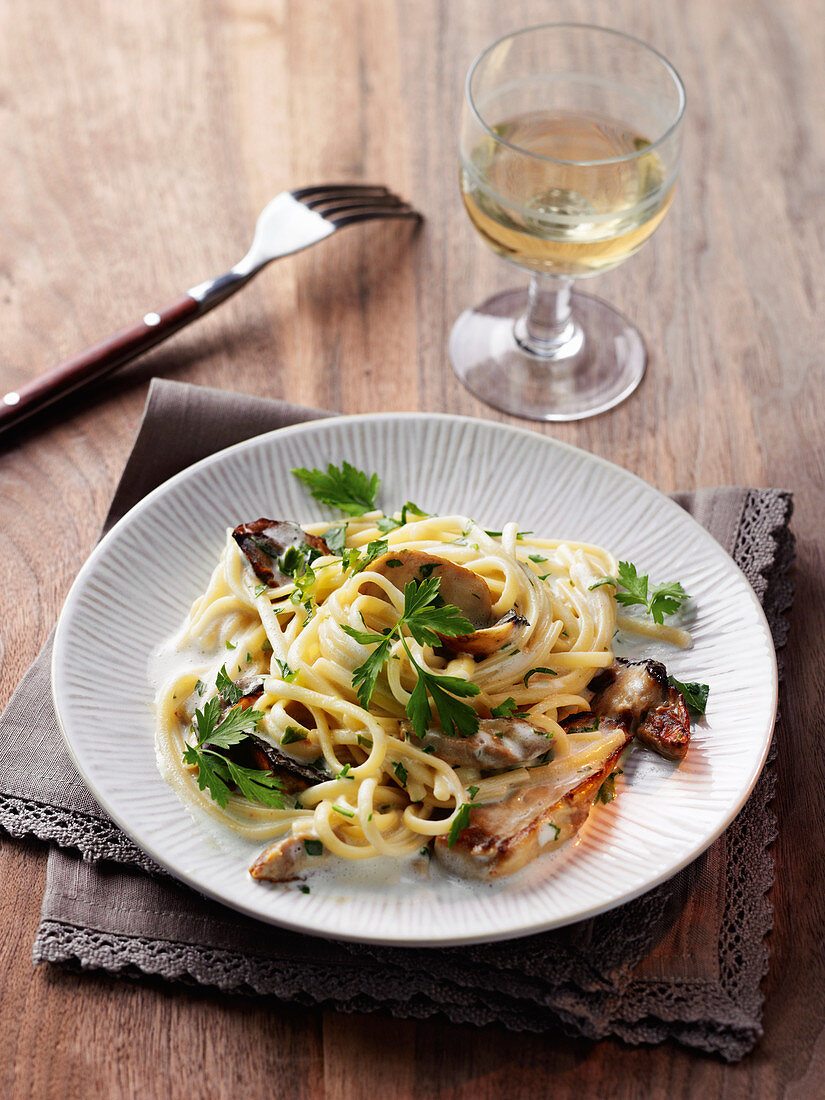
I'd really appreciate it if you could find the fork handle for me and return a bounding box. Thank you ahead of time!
[0,293,205,435]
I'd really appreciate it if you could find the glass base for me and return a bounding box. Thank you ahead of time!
[449,288,646,421]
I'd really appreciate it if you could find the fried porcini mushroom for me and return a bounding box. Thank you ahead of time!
[586,657,691,761]
[366,549,527,658]
[433,719,632,879]
[232,519,330,587]
[249,832,318,882]
[207,681,328,794]
[401,716,552,768]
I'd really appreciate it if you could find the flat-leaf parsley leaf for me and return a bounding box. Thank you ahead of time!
[292,461,380,516]
[614,561,690,625]
[183,698,283,809]
[668,676,710,717]
[344,577,481,738]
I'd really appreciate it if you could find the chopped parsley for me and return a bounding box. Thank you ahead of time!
[215,665,242,706]
[484,529,532,539]
[447,803,474,847]
[447,784,484,848]
[342,537,388,574]
[523,667,558,686]
[596,768,623,803]
[274,658,297,682]
[288,560,318,606]
[392,761,408,787]
[376,501,429,532]
[303,838,323,856]
[490,697,518,718]
[281,726,308,745]
[324,522,349,556]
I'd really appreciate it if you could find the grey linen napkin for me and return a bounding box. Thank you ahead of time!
[0,379,794,1062]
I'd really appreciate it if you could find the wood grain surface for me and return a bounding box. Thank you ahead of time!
[1,0,823,1096]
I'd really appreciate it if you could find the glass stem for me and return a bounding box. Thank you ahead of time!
[515,274,584,360]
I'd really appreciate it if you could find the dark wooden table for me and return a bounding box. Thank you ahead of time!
[1,1,823,1095]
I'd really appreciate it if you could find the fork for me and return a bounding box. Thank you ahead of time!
[0,185,419,435]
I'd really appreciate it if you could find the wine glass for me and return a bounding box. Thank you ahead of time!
[450,24,686,421]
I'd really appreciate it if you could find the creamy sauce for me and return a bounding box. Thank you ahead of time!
[152,631,589,896]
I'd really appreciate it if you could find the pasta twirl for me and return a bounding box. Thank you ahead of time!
[154,509,626,873]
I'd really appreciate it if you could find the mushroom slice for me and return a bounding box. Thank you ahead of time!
[249,832,317,882]
[439,608,528,658]
[232,519,330,587]
[586,657,691,761]
[434,718,632,879]
[366,549,526,657]
[636,687,690,761]
[366,549,494,627]
[403,716,552,770]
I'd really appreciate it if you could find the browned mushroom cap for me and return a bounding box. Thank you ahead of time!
[583,657,691,761]
[365,549,527,658]
[635,686,690,761]
[439,608,528,658]
[366,549,494,626]
[232,519,330,587]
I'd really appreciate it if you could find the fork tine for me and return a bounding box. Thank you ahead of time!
[304,193,407,214]
[292,183,420,227]
[327,206,421,228]
[291,183,391,202]
[316,198,412,216]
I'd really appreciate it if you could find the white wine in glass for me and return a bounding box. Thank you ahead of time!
[462,110,675,277]
[451,26,686,421]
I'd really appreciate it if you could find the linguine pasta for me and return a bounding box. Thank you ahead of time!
[154,508,630,869]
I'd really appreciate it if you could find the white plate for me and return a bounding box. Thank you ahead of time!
[52,414,777,946]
